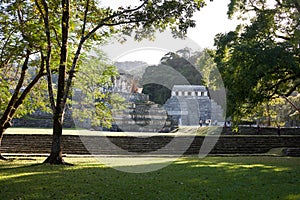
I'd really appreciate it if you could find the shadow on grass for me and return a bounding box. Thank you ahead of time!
[0,156,300,200]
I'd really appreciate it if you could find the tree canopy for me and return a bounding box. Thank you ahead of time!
[142,49,203,105]
[0,0,207,163]
[0,0,50,150]
[214,0,300,118]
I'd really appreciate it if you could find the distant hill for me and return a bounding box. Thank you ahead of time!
[114,61,149,79]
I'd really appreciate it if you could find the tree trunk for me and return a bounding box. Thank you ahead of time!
[0,129,6,160]
[0,123,11,160]
[266,103,271,127]
[43,112,64,164]
[44,0,70,165]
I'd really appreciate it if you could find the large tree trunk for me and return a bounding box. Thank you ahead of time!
[43,113,64,164]
[44,0,70,165]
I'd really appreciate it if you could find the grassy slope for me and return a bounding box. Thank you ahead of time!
[0,156,300,200]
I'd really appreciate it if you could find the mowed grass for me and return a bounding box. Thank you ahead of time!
[1,156,300,200]
[4,127,216,136]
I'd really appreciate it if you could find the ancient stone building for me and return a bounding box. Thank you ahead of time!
[112,72,224,130]
[164,85,224,126]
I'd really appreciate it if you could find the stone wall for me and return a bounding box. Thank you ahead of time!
[12,110,75,128]
[1,134,300,156]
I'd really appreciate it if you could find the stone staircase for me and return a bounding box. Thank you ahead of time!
[211,99,224,123]
[1,134,300,156]
[113,101,169,132]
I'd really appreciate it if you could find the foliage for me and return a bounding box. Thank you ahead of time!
[142,49,203,105]
[0,70,10,113]
[195,49,225,90]
[160,52,203,85]
[0,61,49,118]
[238,93,300,126]
[0,0,207,112]
[142,81,171,105]
[214,0,300,118]
[1,156,300,199]
[71,49,123,128]
[0,0,50,123]
[0,0,207,162]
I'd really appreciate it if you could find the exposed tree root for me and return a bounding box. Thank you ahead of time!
[43,155,73,166]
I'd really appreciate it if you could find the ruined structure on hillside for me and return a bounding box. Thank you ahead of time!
[13,70,224,132]
[111,70,170,132]
[112,72,224,131]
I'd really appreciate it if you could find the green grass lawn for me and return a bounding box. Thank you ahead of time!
[1,156,300,200]
[4,126,215,136]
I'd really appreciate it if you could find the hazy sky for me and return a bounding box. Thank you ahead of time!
[187,0,239,48]
[101,0,240,65]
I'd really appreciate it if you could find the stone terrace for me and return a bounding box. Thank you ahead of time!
[1,127,300,157]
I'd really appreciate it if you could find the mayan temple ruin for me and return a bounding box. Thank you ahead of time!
[112,71,225,132]
[111,70,170,132]
[13,68,225,132]
[164,85,224,126]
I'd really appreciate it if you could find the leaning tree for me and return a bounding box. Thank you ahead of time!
[0,1,50,160]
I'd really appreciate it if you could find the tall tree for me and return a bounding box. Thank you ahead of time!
[214,0,300,119]
[36,0,206,164]
[0,1,49,160]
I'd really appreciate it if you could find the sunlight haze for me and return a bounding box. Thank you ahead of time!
[101,0,240,65]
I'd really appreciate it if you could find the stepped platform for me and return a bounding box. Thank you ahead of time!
[1,128,300,156]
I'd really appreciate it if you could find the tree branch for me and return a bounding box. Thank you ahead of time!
[0,30,14,68]
[17,7,31,49]
[0,49,31,128]
[265,75,298,92]
[52,27,62,48]
[82,0,90,36]
[42,0,55,112]
[12,56,47,117]
[100,19,149,27]
[281,95,300,114]
[276,34,291,41]
[35,0,56,111]
[63,2,147,105]
[56,0,70,117]
[84,2,147,41]
[284,81,300,97]
[275,0,282,6]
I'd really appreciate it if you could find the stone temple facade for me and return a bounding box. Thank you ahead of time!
[164,85,224,126]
